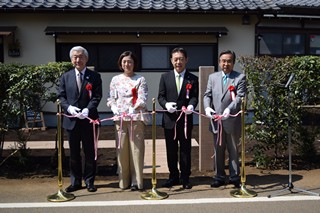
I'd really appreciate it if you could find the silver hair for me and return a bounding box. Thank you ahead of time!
[69,46,89,59]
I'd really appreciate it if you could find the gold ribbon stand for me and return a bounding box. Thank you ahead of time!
[230,97,257,198]
[141,98,169,200]
[47,99,75,202]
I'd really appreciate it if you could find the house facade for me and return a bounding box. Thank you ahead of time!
[1,0,320,123]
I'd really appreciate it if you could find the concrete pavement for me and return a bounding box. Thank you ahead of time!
[2,138,199,174]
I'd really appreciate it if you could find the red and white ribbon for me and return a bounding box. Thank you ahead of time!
[59,107,242,160]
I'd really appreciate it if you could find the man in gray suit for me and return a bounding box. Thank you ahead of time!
[58,46,102,193]
[203,50,246,188]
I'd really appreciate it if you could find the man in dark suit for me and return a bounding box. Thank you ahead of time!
[203,50,246,188]
[158,47,199,189]
[58,46,102,193]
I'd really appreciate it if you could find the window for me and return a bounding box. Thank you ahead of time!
[142,46,170,70]
[258,32,305,55]
[141,45,216,71]
[283,34,305,55]
[257,26,320,56]
[56,43,139,72]
[97,45,137,71]
[56,43,217,72]
[0,37,3,62]
[259,33,282,55]
[310,34,320,55]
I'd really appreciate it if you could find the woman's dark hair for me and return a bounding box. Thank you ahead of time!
[117,51,138,71]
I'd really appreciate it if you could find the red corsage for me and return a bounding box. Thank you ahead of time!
[228,85,236,101]
[86,83,92,99]
[186,83,192,99]
[132,87,137,106]
[86,83,92,90]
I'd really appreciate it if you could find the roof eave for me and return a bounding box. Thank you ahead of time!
[0,7,278,15]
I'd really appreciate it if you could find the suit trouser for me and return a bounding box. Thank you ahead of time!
[164,126,192,182]
[213,128,240,182]
[67,119,96,186]
[115,121,145,189]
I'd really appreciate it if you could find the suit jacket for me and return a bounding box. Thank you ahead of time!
[58,68,102,130]
[203,70,246,134]
[158,70,199,129]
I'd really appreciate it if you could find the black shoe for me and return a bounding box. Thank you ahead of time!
[120,186,130,190]
[230,180,241,188]
[86,184,97,192]
[182,181,192,189]
[210,180,225,188]
[162,178,180,188]
[65,184,82,193]
[130,185,139,191]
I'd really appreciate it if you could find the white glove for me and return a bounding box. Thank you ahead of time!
[77,108,88,120]
[111,105,119,115]
[165,102,177,113]
[222,108,230,120]
[67,105,80,116]
[205,107,215,118]
[185,105,194,115]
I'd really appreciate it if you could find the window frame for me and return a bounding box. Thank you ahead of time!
[56,43,218,72]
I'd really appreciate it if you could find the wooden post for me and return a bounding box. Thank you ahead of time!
[199,66,215,171]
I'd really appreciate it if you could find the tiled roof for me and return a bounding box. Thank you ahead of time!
[276,0,320,7]
[0,0,281,11]
[0,0,319,12]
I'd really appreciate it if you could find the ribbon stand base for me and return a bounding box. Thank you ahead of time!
[47,189,75,202]
[230,184,257,198]
[141,187,169,200]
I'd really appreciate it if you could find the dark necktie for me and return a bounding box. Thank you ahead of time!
[77,72,82,92]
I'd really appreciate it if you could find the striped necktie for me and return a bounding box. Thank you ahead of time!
[223,74,228,86]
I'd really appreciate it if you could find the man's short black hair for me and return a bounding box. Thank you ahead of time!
[171,47,188,58]
[219,50,236,64]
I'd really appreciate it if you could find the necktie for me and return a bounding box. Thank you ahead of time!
[176,74,181,94]
[77,72,82,92]
[223,75,227,86]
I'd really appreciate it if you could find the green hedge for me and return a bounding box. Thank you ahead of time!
[239,55,320,168]
[0,62,72,130]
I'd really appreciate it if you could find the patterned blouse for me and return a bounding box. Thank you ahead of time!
[107,73,148,121]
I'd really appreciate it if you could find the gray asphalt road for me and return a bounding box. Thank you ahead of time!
[1,177,320,213]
